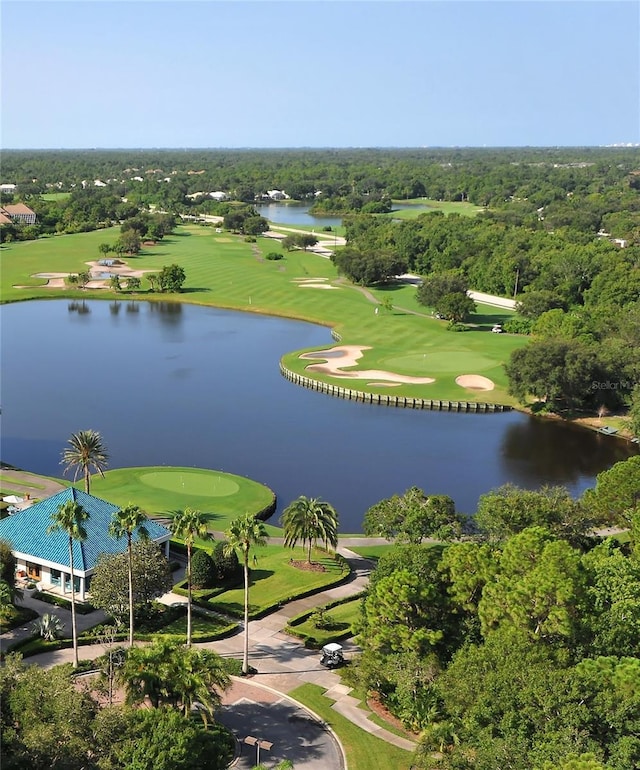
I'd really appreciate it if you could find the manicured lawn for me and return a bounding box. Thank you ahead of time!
[196,546,349,618]
[286,596,362,646]
[347,544,396,561]
[1,223,528,403]
[388,198,484,217]
[40,192,72,201]
[151,610,237,641]
[289,683,414,770]
[88,466,276,534]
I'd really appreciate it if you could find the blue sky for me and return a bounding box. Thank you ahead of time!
[2,1,638,148]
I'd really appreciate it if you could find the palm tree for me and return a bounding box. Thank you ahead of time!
[60,429,109,494]
[224,513,268,675]
[109,504,149,647]
[172,646,230,726]
[47,499,88,668]
[121,640,229,725]
[170,508,208,647]
[281,496,339,564]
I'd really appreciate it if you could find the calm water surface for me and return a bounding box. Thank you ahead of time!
[1,300,635,531]
[255,203,342,228]
[255,201,431,228]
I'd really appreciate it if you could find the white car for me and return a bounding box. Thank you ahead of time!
[491,325,503,333]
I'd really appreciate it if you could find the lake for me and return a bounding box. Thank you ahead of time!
[255,201,431,228]
[0,300,635,532]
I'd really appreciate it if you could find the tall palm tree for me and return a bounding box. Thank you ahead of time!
[60,429,109,494]
[170,508,208,647]
[47,499,88,668]
[224,513,268,675]
[121,640,229,725]
[281,496,339,564]
[172,646,230,726]
[109,504,149,647]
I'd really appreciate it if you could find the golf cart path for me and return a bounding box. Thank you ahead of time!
[0,468,66,499]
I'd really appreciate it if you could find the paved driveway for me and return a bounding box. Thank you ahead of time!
[218,679,344,770]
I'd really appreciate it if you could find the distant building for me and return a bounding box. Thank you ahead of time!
[0,183,17,195]
[264,189,289,201]
[210,191,228,201]
[0,203,37,225]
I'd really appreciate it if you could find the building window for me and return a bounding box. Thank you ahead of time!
[26,562,41,580]
[51,569,61,586]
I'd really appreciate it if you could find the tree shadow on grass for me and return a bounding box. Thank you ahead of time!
[248,568,274,585]
[180,287,212,294]
[376,281,411,293]
[469,310,512,331]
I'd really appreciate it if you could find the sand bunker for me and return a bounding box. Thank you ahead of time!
[456,374,495,391]
[291,277,340,290]
[300,345,436,385]
[24,261,154,290]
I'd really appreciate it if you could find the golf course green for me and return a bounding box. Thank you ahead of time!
[88,466,276,533]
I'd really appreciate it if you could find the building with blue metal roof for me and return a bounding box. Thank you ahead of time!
[0,487,171,601]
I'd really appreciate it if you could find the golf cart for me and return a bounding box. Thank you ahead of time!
[320,643,345,669]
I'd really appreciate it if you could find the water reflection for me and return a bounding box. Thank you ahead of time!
[501,417,634,485]
[68,300,91,314]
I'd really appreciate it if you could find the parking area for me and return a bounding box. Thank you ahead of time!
[217,679,344,770]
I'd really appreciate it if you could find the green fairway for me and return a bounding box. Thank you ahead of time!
[40,192,71,201]
[88,466,275,532]
[387,197,484,218]
[1,223,527,404]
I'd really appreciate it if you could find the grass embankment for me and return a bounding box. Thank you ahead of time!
[1,223,526,403]
[289,683,414,770]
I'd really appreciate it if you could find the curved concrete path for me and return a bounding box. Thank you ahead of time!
[0,467,66,500]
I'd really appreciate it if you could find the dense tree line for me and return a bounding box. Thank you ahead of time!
[2,147,638,218]
[348,457,640,769]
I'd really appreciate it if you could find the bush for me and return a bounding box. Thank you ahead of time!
[447,321,468,332]
[191,549,215,589]
[32,590,96,614]
[265,251,284,260]
[243,235,257,242]
[212,541,241,581]
[503,317,533,335]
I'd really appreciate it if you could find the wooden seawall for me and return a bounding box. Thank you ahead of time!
[280,364,512,413]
